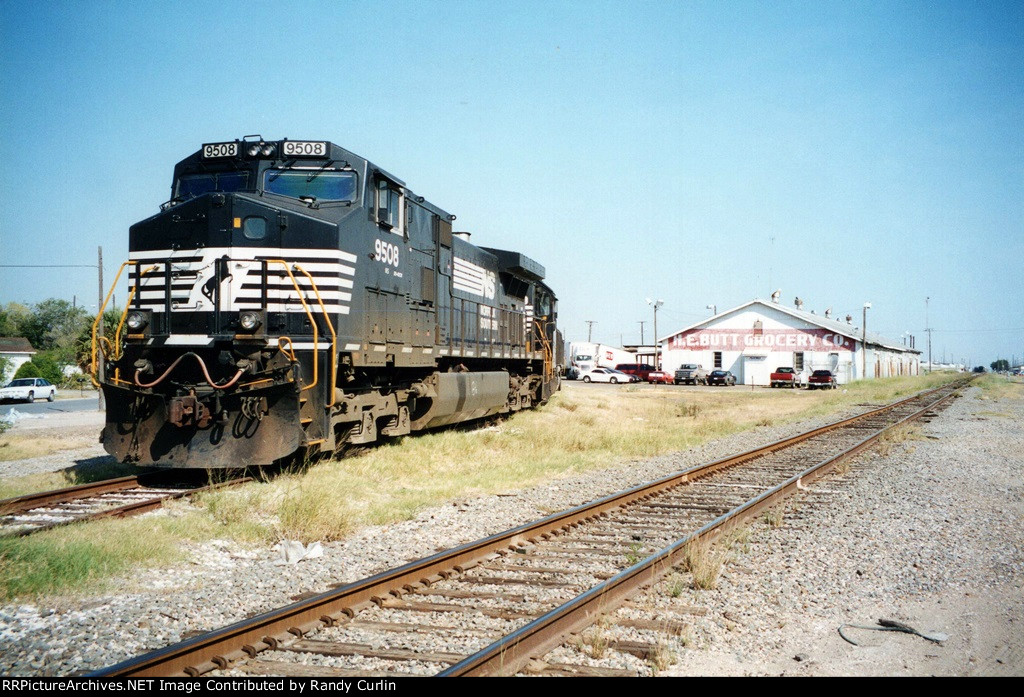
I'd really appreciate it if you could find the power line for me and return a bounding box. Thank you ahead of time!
[924,327,1024,333]
[0,264,100,268]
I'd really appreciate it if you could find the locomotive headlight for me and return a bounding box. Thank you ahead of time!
[239,311,262,331]
[126,311,148,331]
[247,144,262,157]
[260,143,276,156]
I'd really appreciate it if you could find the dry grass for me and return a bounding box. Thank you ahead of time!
[647,639,677,674]
[679,538,723,590]
[575,615,613,659]
[671,524,754,594]
[875,424,926,456]
[0,460,136,500]
[0,512,205,600]
[762,508,785,528]
[0,372,963,596]
[0,433,98,463]
[975,374,1024,402]
[227,373,960,542]
[665,572,687,598]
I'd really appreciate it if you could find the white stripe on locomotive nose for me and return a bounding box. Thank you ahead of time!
[129,247,357,314]
[234,289,353,302]
[161,335,215,346]
[129,247,357,265]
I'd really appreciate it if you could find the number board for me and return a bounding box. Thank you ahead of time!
[202,142,238,159]
[282,141,328,157]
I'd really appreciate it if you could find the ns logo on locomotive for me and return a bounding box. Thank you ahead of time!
[92,137,561,468]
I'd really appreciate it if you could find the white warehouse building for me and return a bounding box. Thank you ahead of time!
[659,298,920,386]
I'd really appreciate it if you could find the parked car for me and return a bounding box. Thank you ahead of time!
[646,370,674,384]
[807,369,838,389]
[770,367,800,388]
[615,363,657,381]
[0,377,58,403]
[580,367,631,384]
[674,363,708,385]
[706,370,736,386]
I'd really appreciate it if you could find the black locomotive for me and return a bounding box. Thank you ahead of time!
[94,137,560,468]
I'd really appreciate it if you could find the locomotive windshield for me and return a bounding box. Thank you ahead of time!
[264,170,357,202]
[176,171,250,199]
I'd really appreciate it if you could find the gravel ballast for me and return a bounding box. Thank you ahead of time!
[0,384,1020,676]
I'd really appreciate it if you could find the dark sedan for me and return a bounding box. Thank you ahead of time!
[707,370,736,386]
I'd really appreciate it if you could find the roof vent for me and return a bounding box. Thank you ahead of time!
[846,314,853,324]
[825,307,832,318]
[771,290,781,303]
[453,231,471,241]
[794,297,803,309]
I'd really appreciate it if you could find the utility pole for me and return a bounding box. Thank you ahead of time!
[97,246,105,411]
[926,296,932,373]
[585,320,596,343]
[637,321,645,345]
[647,298,664,369]
[862,302,871,379]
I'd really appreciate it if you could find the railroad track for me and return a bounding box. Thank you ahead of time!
[0,473,251,537]
[93,378,969,678]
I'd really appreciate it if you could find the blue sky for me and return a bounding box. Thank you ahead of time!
[1,0,1021,366]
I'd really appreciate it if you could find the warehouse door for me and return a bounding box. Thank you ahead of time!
[742,354,771,386]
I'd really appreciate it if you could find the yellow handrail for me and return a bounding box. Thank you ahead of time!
[533,317,555,380]
[290,264,338,407]
[90,258,338,401]
[90,261,141,387]
[113,265,158,357]
[264,260,337,397]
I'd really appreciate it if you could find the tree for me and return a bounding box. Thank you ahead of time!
[21,299,90,354]
[0,302,33,337]
[13,361,41,379]
[991,359,1010,372]
[1,299,90,375]
[74,309,122,373]
[12,352,63,384]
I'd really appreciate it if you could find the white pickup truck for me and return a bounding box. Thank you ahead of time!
[0,378,58,403]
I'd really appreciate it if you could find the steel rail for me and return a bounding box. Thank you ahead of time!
[439,383,964,675]
[0,474,158,515]
[1,476,252,537]
[91,379,968,678]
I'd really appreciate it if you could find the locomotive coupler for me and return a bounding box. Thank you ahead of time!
[168,392,212,428]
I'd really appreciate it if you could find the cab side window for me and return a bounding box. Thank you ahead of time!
[375,179,403,234]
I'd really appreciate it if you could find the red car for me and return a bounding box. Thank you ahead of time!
[615,363,657,381]
[808,370,838,389]
[646,370,674,384]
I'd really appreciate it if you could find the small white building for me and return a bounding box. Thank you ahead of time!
[0,337,37,383]
[659,299,920,386]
